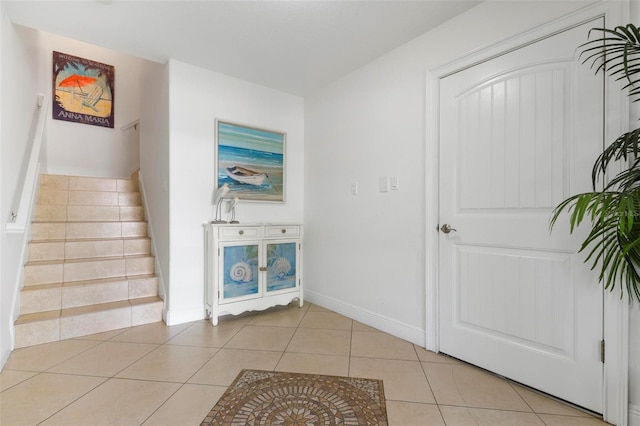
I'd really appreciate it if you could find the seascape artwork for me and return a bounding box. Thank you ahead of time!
[223,244,259,299]
[216,120,285,202]
[52,51,114,128]
[266,242,297,292]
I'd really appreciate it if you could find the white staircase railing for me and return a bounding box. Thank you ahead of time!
[6,93,48,233]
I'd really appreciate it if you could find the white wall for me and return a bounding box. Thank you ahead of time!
[305,0,593,344]
[139,60,170,310]
[165,59,304,324]
[37,30,145,178]
[0,14,42,368]
[1,1,4,368]
[632,298,640,424]
[306,0,640,421]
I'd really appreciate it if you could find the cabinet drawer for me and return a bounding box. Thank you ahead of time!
[219,226,263,239]
[265,225,300,237]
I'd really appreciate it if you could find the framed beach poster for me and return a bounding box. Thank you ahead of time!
[52,51,115,128]
[215,119,285,202]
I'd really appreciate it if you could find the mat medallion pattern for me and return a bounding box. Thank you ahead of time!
[201,369,388,425]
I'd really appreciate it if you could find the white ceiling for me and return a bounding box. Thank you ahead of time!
[3,0,481,96]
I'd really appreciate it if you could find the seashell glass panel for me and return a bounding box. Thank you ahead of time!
[266,242,297,292]
[223,244,259,298]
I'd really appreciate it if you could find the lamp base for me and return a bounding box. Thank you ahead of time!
[210,220,227,224]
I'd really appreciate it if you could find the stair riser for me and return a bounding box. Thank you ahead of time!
[14,301,163,348]
[62,280,128,309]
[24,257,154,286]
[129,277,160,299]
[20,287,61,314]
[32,222,148,241]
[28,239,151,261]
[66,240,126,260]
[61,306,133,340]
[20,278,159,314]
[14,319,60,348]
[34,205,144,222]
[41,175,139,193]
[38,189,141,206]
[64,279,159,309]
[131,301,163,327]
[24,263,63,286]
[27,242,64,262]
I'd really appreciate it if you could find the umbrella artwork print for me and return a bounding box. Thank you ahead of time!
[215,120,285,202]
[53,51,114,128]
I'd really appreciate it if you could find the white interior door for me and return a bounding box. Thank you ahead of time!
[438,19,605,413]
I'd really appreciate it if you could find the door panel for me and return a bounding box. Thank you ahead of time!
[266,240,299,293]
[458,64,570,211]
[439,19,604,412]
[220,241,261,303]
[456,246,574,356]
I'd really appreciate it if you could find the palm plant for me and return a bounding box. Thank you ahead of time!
[550,24,640,302]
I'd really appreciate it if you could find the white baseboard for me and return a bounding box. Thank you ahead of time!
[630,404,640,426]
[304,290,425,347]
[165,307,206,326]
[1,347,11,371]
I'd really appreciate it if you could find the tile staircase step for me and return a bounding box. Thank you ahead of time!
[14,296,163,348]
[20,275,159,314]
[37,189,141,206]
[28,237,151,261]
[16,173,162,349]
[30,221,148,241]
[24,255,155,285]
[34,204,145,222]
[19,283,62,314]
[40,175,139,193]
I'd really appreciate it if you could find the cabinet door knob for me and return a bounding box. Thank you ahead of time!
[239,230,244,235]
[259,266,268,272]
[281,229,286,234]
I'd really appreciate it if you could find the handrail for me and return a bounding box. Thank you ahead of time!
[120,119,139,131]
[6,93,48,234]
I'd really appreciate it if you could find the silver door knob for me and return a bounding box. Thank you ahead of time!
[440,224,457,234]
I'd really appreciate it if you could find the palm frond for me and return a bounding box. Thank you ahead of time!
[552,23,640,302]
[551,187,640,302]
[579,24,640,102]
[591,128,640,187]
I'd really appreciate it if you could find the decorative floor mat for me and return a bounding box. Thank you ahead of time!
[201,369,388,425]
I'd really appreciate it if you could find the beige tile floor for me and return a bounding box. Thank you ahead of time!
[0,303,608,425]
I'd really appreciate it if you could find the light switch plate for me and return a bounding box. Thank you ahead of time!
[379,176,390,192]
[390,176,399,190]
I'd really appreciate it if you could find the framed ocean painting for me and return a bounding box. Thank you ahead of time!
[215,119,285,202]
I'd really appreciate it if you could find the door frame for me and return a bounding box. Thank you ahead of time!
[424,1,629,424]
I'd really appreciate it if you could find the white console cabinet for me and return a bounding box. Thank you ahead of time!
[204,223,303,325]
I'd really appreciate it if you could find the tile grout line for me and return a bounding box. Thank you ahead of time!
[3,303,609,426]
[348,315,354,378]
[89,321,214,426]
[504,379,547,424]
[273,301,309,370]
[34,373,110,425]
[414,345,445,423]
